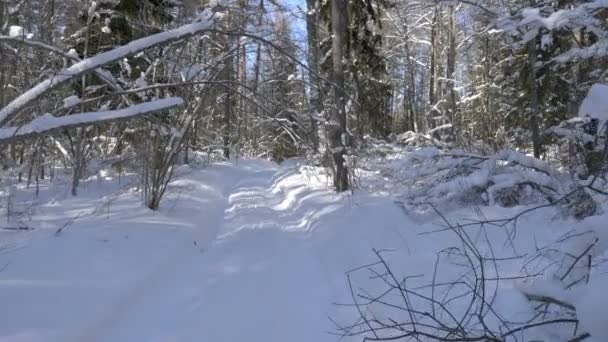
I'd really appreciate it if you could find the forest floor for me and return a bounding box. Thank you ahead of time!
[0,153,607,341]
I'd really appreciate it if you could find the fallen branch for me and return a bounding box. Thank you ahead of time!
[0,226,34,231]
[523,292,576,311]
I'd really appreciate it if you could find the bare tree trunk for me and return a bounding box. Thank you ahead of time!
[247,0,265,151]
[527,26,542,159]
[482,35,494,146]
[402,21,417,132]
[70,129,87,196]
[306,0,322,150]
[223,39,234,160]
[446,5,457,125]
[402,66,410,131]
[0,0,5,110]
[235,0,248,158]
[429,8,438,114]
[328,0,349,192]
[0,0,4,32]
[239,30,247,155]
[18,147,24,183]
[252,43,262,149]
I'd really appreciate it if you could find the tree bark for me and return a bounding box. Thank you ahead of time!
[306,0,322,151]
[527,29,542,159]
[429,8,438,113]
[402,21,417,132]
[328,0,349,192]
[248,0,265,150]
[223,34,234,159]
[446,5,457,125]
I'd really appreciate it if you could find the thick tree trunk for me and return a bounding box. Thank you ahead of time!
[0,0,4,110]
[0,0,4,31]
[250,0,265,150]
[402,22,417,132]
[446,6,457,125]
[306,0,322,151]
[429,8,438,113]
[527,32,542,159]
[328,0,349,192]
[223,38,234,160]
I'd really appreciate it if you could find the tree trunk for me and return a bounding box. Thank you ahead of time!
[402,21,417,132]
[527,28,542,159]
[328,0,349,192]
[223,38,234,160]
[250,0,265,151]
[428,8,439,128]
[306,0,322,151]
[429,8,438,114]
[0,0,5,110]
[446,5,457,125]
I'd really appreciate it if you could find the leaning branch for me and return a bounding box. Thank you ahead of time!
[0,10,216,126]
[0,97,184,144]
[0,35,123,93]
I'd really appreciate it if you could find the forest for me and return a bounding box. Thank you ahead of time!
[1,0,608,341]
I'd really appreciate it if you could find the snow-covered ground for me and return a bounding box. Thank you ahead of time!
[0,159,401,342]
[1,155,607,341]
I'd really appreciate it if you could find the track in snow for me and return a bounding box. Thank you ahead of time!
[0,160,409,342]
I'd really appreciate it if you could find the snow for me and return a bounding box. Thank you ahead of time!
[8,26,33,39]
[519,2,608,31]
[134,73,148,89]
[1,146,608,341]
[0,160,405,342]
[579,83,608,120]
[66,49,79,58]
[8,26,25,38]
[62,95,81,108]
[0,9,216,126]
[504,2,608,63]
[0,98,183,142]
[576,274,608,340]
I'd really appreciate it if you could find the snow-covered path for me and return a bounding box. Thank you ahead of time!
[0,160,411,342]
[3,158,603,342]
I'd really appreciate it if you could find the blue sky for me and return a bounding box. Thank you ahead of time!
[278,0,308,44]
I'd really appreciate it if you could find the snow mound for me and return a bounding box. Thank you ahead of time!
[579,84,608,120]
[8,26,33,39]
[577,277,608,340]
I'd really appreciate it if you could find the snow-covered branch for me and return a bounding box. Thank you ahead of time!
[438,0,498,17]
[0,36,123,93]
[0,97,184,144]
[0,9,215,127]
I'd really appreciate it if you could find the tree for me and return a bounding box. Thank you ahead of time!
[305,0,322,150]
[265,15,302,161]
[328,0,349,192]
